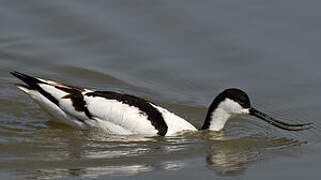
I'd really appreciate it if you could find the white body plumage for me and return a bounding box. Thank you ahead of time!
[13,72,197,136]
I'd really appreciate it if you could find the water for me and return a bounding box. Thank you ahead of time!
[1,0,321,179]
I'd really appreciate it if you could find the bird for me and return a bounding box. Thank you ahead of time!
[10,71,312,136]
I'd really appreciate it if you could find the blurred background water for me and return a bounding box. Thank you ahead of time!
[1,0,321,179]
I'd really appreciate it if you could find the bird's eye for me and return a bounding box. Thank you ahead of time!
[239,101,245,107]
[237,99,249,108]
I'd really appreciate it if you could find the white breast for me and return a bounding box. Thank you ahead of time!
[150,104,197,135]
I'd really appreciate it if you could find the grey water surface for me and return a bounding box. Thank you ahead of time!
[1,0,321,179]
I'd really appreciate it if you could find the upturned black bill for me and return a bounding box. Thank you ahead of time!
[249,108,312,131]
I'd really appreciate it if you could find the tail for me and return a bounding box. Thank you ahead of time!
[10,71,59,106]
[10,71,43,91]
[11,71,93,128]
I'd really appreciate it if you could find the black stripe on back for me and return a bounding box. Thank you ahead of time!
[85,91,168,136]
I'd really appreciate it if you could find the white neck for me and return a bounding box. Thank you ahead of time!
[208,98,249,131]
[208,107,231,131]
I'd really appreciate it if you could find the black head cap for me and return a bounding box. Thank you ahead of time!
[220,88,251,108]
[201,88,251,130]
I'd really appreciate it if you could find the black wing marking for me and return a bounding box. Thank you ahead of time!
[85,91,168,136]
[56,86,93,119]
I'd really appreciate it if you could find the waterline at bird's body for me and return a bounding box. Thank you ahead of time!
[11,71,312,136]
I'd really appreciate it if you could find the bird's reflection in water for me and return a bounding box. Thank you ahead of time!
[205,131,302,176]
[27,165,152,179]
[22,129,196,179]
[20,130,159,179]
[204,131,250,176]
[20,124,303,179]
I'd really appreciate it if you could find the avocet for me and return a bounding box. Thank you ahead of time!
[11,71,311,136]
